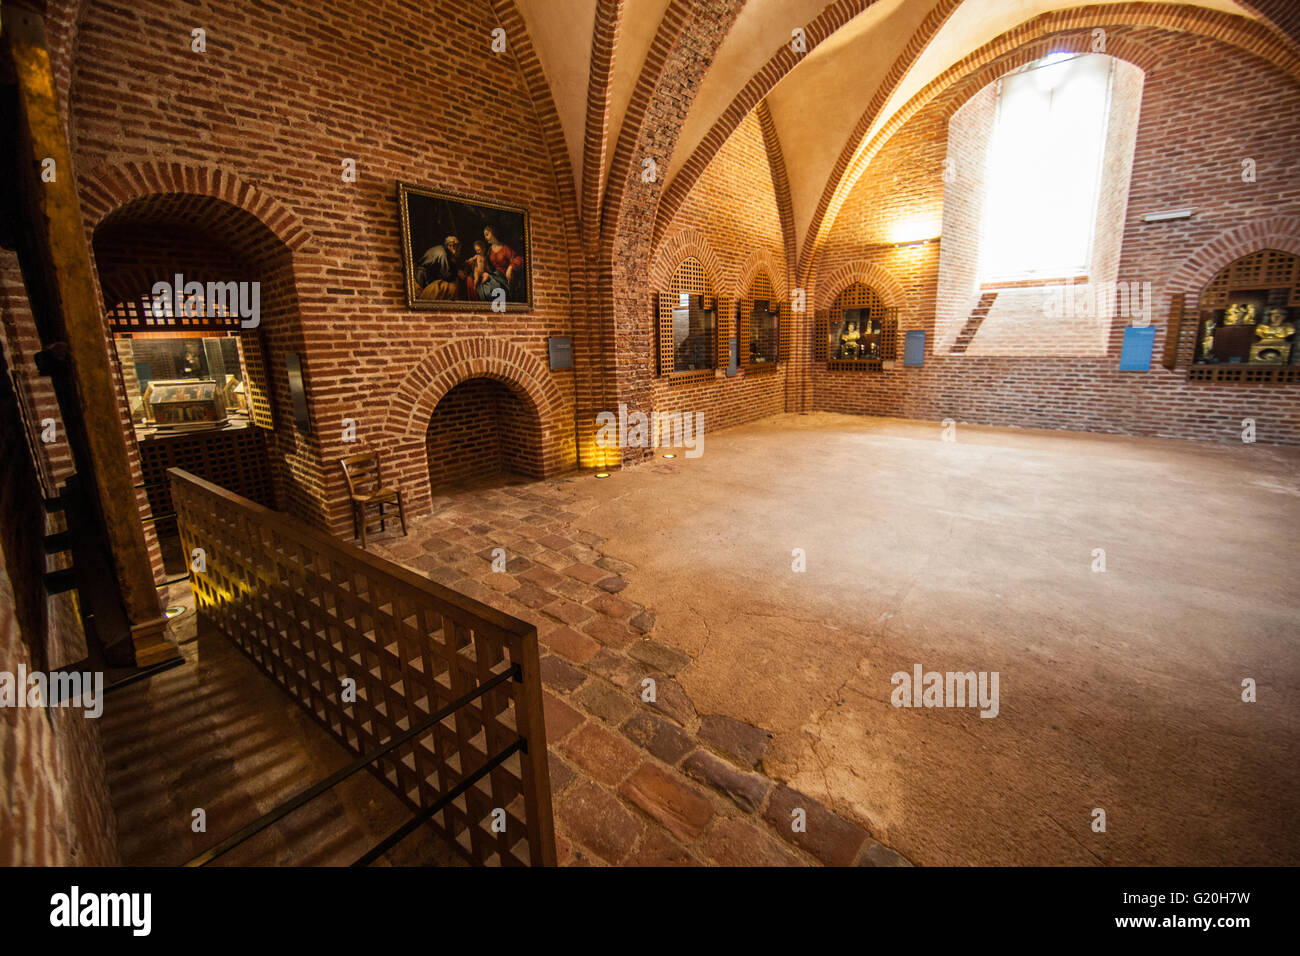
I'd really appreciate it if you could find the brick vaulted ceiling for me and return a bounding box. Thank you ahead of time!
[512,0,1277,270]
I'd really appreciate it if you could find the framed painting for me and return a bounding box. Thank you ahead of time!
[398,181,532,311]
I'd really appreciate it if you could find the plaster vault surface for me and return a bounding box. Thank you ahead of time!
[377,413,1299,866]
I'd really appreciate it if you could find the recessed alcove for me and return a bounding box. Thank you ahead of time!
[424,377,544,492]
[936,53,1145,357]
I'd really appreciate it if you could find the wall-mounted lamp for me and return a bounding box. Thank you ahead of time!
[1142,209,1195,223]
[662,453,677,459]
[890,219,941,247]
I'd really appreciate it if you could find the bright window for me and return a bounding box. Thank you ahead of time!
[980,53,1113,282]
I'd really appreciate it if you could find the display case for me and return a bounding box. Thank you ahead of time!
[1190,251,1300,381]
[1196,298,1296,366]
[671,293,718,372]
[818,283,899,372]
[144,379,228,429]
[749,299,780,366]
[830,307,881,361]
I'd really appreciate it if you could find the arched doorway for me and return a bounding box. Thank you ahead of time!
[91,193,309,572]
[425,377,544,492]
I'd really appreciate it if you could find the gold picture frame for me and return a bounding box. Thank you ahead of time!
[397,181,533,312]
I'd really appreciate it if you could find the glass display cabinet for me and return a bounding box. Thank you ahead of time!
[749,299,780,366]
[144,379,228,429]
[1195,296,1296,367]
[1188,251,1300,382]
[830,306,881,361]
[672,293,717,372]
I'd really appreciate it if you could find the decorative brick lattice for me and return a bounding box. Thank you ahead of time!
[824,283,897,372]
[172,469,555,866]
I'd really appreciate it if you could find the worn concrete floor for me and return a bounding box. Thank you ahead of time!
[569,413,1300,865]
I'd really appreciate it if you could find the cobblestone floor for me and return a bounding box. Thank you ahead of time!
[370,477,910,867]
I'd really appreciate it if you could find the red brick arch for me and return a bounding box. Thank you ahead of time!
[652,226,730,295]
[802,3,1300,282]
[650,0,896,251]
[1166,215,1300,295]
[384,338,566,442]
[815,261,908,311]
[77,160,316,254]
[737,248,786,300]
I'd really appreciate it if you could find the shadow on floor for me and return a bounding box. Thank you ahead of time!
[101,582,466,867]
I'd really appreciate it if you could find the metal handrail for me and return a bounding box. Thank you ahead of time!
[184,662,522,867]
[353,736,526,867]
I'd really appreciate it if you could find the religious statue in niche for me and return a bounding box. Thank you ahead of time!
[838,320,862,358]
[1222,303,1257,325]
[1198,293,1294,365]
[1250,307,1297,364]
[832,308,880,360]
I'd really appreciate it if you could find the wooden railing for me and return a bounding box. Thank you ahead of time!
[169,467,555,866]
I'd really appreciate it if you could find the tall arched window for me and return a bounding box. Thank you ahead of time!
[980,52,1114,283]
[936,52,1142,357]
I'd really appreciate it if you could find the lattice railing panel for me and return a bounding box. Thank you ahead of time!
[171,468,554,866]
[138,426,274,537]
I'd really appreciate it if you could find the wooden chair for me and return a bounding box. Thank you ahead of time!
[339,452,407,549]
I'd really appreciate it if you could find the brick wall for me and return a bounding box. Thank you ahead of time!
[0,253,74,491]
[0,342,118,867]
[603,0,748,466]
[63,0,580,532]
[650,110,790,439]
[0,559,119,866]
[30,6,1300,537]
[810,26,1300,444]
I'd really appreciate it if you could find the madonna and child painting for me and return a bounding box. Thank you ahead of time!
[399,181,532,311]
